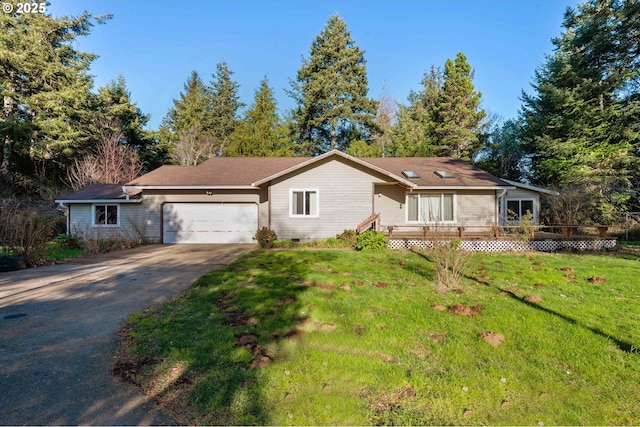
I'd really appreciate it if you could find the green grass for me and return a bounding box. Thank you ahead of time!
[120,249,640,425]
[44,242,83,261]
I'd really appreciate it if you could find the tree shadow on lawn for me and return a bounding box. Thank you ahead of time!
[115,250,345,425]
[492,285,639,355]
[405,250,638,355]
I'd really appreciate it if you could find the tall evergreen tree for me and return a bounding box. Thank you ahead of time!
[391,55,486,161]
[289,14,377,154]
[229,77,292,157]
[160,71,215,165]
[390,66,443,157]
[210,60,243,154]
[475,118,526,181]
[0,4,108,187]
[520,0,640,220]
[165,71,213,135]
[435,53,487,161]
[96,76,163,169]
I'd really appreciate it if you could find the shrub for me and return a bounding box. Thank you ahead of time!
[422,236,471,292]
[355,230,388,251]
[0,199,57,267]
[336,229,357,247]
[255,227,277,249]
[82,238,137,255]
[55,234,81,249]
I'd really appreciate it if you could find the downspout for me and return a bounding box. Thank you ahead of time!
[496,188,507,226]
[122,186,130,200]
[58,202,70,235]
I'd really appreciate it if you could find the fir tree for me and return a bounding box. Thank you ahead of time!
[435,53,487,161]
[520,0,640,220]
[391,55,486,161]
[290,14,377,154]
[0,5,109,186]
[210,61,243,154]
[96,76,163,169]
[229,78,292,157]
[160,71,215,165]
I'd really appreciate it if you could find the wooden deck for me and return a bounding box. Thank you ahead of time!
[382,226,617,242]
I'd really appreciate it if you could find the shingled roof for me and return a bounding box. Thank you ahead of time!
[125,150,509,189]
[56,184,142,202]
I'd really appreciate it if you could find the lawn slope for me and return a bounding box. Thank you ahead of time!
[115,249,640,425]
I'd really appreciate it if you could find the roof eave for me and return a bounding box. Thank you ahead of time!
[413,185,516,190]
[501,179,560,195]
[54,199,143,204]
[122,185,258,190]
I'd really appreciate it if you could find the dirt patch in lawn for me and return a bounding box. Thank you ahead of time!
[587,276,607,284]
[112,323,196,425]
[432,304,448,311]
[372,281,389,288]
[524,295,543,303]
[427,332,448,343]
[480,332,505,347]
[448,303,483,318]
[298,317,337,333]
[369,386,417,415]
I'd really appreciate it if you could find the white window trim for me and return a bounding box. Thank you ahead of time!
[289,188,319,218]
[92,203,121,227]
[505,198,535,222]
[405,192,457,224]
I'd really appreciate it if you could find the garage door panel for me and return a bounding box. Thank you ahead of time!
[162,203,257,244]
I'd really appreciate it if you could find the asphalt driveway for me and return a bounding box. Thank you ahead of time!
[0,244,256,426]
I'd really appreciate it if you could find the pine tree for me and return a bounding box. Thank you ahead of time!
[210,61,243,154]
[521,0,640,220]
[290,14,377,154]
[229,78,292,157]
[96,76,163,169]
[0,5,108,186]
[475,119,526,181]
[435,53,487,161]
[160,71,215,165]
[390,66,442,157]
[391,55,486,161]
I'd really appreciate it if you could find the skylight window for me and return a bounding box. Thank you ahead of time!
[402,170,420,179]
[435,170,455,179]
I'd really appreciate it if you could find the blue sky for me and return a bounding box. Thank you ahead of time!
[48,0,579,130]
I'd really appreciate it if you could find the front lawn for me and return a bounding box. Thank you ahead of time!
[116,249,640,425]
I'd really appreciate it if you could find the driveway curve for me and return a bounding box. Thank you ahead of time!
[0,244,256,426]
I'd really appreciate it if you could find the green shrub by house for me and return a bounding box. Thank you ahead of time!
[354,229,388,251]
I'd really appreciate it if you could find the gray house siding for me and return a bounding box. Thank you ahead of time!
[139,188,267,243]
[69,203,144,241]
[269,157,394,240]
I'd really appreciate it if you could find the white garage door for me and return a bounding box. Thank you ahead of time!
[163,203,258,243]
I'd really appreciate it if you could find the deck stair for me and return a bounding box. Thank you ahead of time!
[357,212,380,233]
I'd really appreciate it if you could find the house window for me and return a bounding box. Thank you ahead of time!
[407,193,455,222]
[93,204,119,226]
[290,189,318,217]
[507,199,534,221]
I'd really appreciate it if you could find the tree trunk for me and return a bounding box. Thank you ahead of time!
[2,94,15,173]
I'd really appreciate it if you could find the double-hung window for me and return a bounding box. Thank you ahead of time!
[290,189,318,217]
[506,199,534,221]
[93,204,119,226]
[407,193,454,223]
